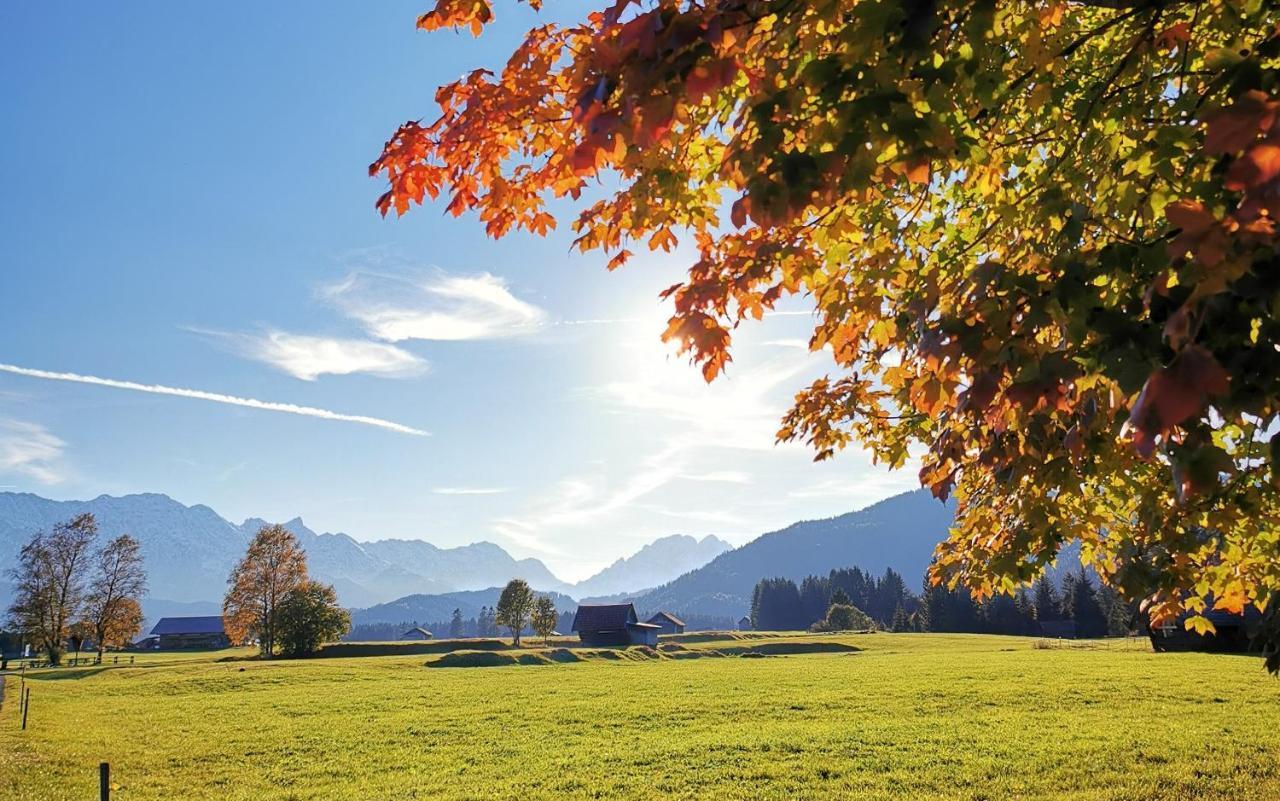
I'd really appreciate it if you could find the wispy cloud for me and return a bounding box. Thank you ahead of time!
[680,470,752,484]
[0,363,429,437]
[762,338,811,350]
[191,328,426,381]
[788,473,920,503]
[432,486,507,495]
[323,269,547,342]
[0,419,67,484]
[217,461,249,482]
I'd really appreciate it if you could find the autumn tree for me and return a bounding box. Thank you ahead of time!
[274,580,351,658]
[223,524,308,656]
[495,578,535,645]
[5,513,98,665]
[377,0,1280,670]
[82,533,147,662]
[531,595,558,644]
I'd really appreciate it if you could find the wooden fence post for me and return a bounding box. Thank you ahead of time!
[21,687,30,730]
[99,762,110,801]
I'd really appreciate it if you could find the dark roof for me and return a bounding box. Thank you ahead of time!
[150,616,226,636]
[572,603,638,632]
[402,627,433,638]
[1039,620,1077,638]
[647,611,685,627]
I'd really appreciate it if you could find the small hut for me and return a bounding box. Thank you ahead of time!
[571,603,660,646]
[400,627,433,641]
[646,611,685,635]
[1145,604,1262,654]
[738,615,752,631]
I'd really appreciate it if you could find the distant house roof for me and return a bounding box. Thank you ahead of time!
[150,616,226,636]
[1039,620,1077,639]
[572,603,639,632]
[401,627,433,639]
[647,611,685,627]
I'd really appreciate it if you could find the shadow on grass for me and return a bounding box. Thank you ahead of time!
[25,666,110,681]
[425,640,861,668]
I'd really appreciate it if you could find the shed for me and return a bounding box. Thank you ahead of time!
[149,616,230,650]
[572,603,660,647]
[646,611,685,635]
[400,627,433,641]
[738,615,752,631]
[1145,603,1262,654]
[1038,620,1077,639]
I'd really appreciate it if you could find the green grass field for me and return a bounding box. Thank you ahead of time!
[2,633,1277,800]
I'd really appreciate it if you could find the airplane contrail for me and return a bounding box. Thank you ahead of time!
[0,363,429,437]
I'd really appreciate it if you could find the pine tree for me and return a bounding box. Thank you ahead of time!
[890,604,911,633]
[448,608,464,639]
[1067,570,1109,638]
[1097,584,1135,637]
[1032,574,1061,623]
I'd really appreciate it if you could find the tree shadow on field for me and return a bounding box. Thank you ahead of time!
[27,666,109,681]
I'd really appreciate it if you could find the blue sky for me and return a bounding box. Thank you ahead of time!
[0,2,919,580]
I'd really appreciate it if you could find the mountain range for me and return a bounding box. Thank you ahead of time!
[0,492,730,611]
[344,490,970,625]
[584,490,957,619]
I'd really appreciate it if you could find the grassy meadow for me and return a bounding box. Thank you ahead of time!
[2,633,1277,800]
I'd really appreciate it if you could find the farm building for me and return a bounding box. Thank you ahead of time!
[149,616,230,650]
[1038,620,1077,639]
[400,627,433,640]
[572,603,661,647]
[646,611,685,635]
[1145,603,1263,654]
[738,616,751,631]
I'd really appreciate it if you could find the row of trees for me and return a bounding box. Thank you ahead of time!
[751,568,914,632]
[752,566,1136,638]
[223,524,350,657]
[918,571,1131,638]
[5,514,147,665]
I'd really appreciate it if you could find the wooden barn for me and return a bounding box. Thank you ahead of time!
[149,616,230,650]
[400,627,433,641]
[738,615,752,631]
[646,611,685,635]
[572,603,660,647]
[1146,604,1263,654]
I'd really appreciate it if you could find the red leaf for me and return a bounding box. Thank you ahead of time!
[1202,90,1279,155]
[1224,143,1280,192]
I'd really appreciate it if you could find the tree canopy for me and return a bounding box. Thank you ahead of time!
[223,524,309,656]
[375,0,1280,670]
[5,513,99,665]
[496,578,536,645]
[274,580,351,658]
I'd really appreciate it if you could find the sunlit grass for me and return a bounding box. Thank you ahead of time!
[1,633,1276,800]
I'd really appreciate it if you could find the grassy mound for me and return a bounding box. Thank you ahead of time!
[428,650,554,669]
[318,639,512,659]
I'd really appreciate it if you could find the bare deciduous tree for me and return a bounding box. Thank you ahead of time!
[5,513,99,665]
[82,533,147,662]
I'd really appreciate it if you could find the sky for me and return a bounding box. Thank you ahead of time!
[0,2,920,581]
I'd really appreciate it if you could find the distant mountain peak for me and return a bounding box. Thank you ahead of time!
[570,531,734,598]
